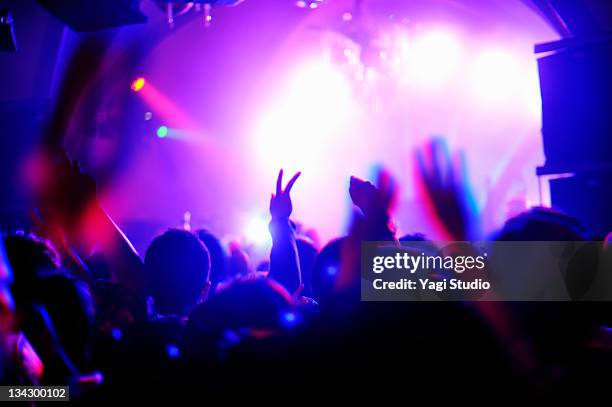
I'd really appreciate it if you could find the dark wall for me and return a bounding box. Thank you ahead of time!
[0,0,65,102]
[0,0,65,228]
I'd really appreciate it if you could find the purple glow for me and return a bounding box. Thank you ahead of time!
[93,0,557,250]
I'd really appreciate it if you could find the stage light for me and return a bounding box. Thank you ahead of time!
[156,125,169,138]
[245,216,270,245]
[407,30,462,88]
[521,67,543,117]
[254,60,352,172]
[469,49,521,103]
[295,0,324,9]
[131,77,146,92]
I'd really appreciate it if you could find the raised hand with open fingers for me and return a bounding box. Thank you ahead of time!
[268,169,302,294]
[270,169,301,220]
[414,138,480,241]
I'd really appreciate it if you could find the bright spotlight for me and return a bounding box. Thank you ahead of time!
[131,77,146,92]
[245,216,270,245]
[156,125,169,138]
[469,49,522,103]
[254,60,352,172]
[408,30,462,87]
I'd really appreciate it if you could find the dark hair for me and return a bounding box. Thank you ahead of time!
[3,233,60,304]
[144,229,210,316]
[493,207,588,241]
[184,275,294,359]
[227,243,250,278]
[37,272,95,368]
[311,238,345,304]
[3,234,94,367]
[296,237,318,297]
[195,229,228,288]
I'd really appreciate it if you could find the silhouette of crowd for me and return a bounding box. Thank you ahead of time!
[1,133,611,403]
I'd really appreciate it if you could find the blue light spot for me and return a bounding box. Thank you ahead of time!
[111,328,122,341]
[219,329,241,350]
[326,266,338,276]
[166,344,180,359]
[281,311,299,329]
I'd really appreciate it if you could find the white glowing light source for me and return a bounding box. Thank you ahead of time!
[520,60,543,117]
[407,30,462,87]
[245,216,270,245]
[254,60,353,173]
[470,49,522,103]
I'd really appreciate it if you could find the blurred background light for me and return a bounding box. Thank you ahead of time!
[244,215,270,245]
[56,0,557,250]
[254,59,353,174]
[407,30,463,88]
[156,125,169,138]
[469,49,523,103]
[131,76,146,92]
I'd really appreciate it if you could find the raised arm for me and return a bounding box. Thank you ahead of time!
[349,175,396,241]
[268,169,302,295]
[414,138,481,241]
[35,152,146,296]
